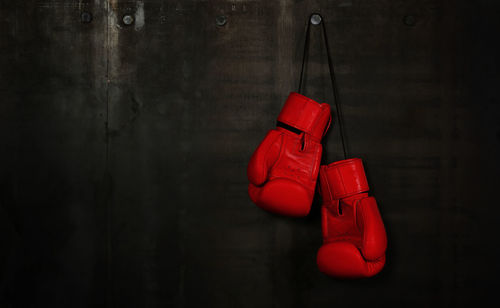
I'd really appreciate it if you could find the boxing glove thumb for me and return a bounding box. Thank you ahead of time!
[247,130,281,187]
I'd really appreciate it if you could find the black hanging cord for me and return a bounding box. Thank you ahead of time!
[298,21,311,94]
[298,13,348,159]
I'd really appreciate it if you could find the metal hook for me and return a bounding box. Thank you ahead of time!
[310,13,322,25]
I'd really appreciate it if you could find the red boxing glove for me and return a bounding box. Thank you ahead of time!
[247,92,331,217]
[317,158,387,278]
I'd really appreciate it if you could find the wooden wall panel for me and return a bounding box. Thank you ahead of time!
[1,0,499,307]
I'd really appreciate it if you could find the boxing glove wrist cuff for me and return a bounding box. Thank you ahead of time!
[320,158,369,201]
[276,121,303,135]
[277,92,331,142]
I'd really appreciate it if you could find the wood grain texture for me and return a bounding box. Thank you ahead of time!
[1,0,499,307]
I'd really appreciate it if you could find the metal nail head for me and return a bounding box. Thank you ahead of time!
[123,14,134,25]
[310,13,322,25]
[216,15,227,27]
[81,11,93,24]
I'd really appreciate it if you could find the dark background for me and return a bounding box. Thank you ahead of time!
[1,0,499,307]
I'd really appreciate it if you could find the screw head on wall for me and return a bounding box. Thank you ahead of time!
[123,14,135,25]
[216,15,227,27]
[81,11,93,24]
[310,13,322,25]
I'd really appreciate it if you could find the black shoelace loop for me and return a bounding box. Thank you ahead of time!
[298,14,348,160]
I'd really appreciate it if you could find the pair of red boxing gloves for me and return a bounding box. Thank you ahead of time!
[247,92,387,279]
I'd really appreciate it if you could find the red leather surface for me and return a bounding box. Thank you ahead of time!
[320,158,369,200]
[317,158,387,278]
[277,92,331,142]
[247,93,331,217]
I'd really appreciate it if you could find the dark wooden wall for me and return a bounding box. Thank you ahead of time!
[1,0,499,307]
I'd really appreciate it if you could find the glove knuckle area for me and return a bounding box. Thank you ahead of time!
[317,241,385,278]
[317,242,367,278]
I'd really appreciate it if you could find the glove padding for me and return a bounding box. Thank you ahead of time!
[247,92,331,217]
[317,158,387,278]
